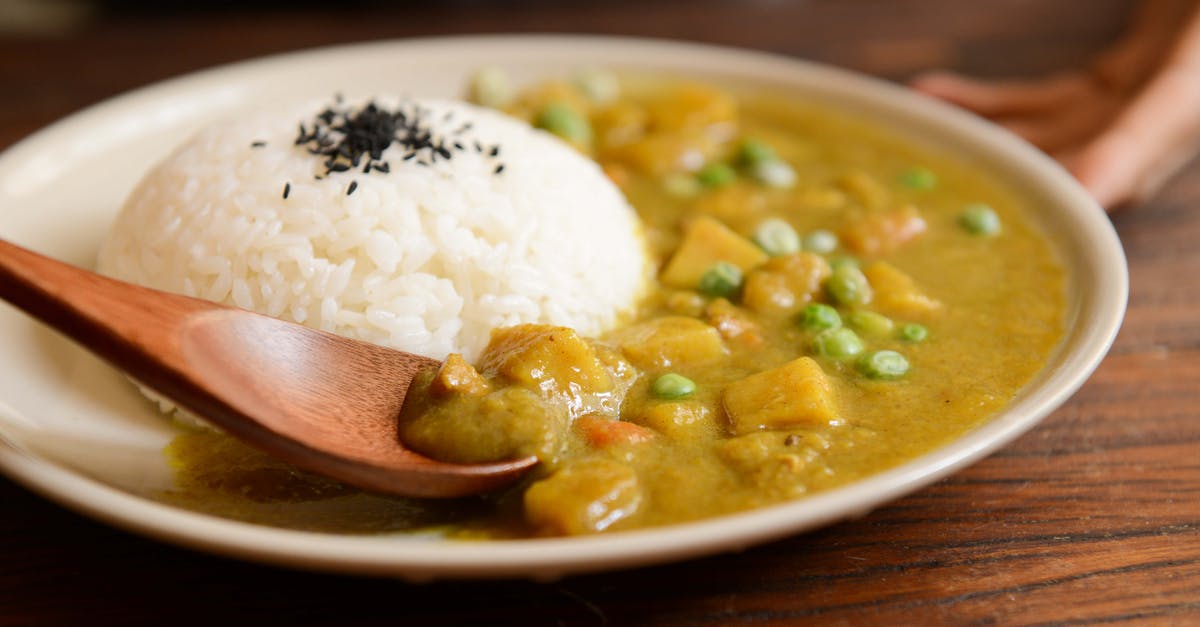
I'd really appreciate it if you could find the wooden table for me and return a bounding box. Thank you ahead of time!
[3,1,1197,624]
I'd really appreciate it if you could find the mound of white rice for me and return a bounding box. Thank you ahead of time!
[98,97,648,365]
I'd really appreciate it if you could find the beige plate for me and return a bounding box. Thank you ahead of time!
[0,35,1126,581]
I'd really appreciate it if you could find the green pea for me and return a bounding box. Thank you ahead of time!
[801,303,842,331]
[652,373,696,399]
[826,264,872,307]
[899,323,928,342]
[698,261,742,297]
[697,163,736,187]
[753,219,801,256]
[737,138,777,166]
[859,350,910,379]
[960,203,1001,236]
[535,102,592,144]
[813,327,864,359]
[828,256,859,271]
[900,166,937,190]
[803,229,838,254]
[846,310,894,337]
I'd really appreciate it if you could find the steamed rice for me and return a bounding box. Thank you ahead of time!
[98,97,648,371]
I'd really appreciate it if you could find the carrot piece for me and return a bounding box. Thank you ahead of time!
[575,415,655,448]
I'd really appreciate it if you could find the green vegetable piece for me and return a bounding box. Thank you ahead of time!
[468,67,513,109]
[572,68,619,104]
[828,256,859,271]
[813,327,865,359]
[900,167,937,190]
[697,261,743,297]
[859,350,910,379]
[800,304,842,331]
[697,163,736,187]
[751,160,796,188]
[663,173,702,198]
[846,310,894,337]
[803,229,838,254]
[826,264,872,306]
[753,219,802,256]
[536,102,592,144]
[960,203,1001,236]
[652,373,697,399]
[899,323,928,342]
[737,138,777,166]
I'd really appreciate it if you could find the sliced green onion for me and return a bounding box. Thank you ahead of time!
[900,167,937,190]
[697,163,737,187]
[535,102,592,144]
[803,229,838,254]
[753,219,802,256]
[859,350,910,379]
[698,261,743,297]
[899,323,928,342]
[752,160,796,188]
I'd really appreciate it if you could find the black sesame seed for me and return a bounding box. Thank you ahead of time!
[251,141,267,148]
[347,181,358,196]
[494,163,505,174]
[489,145,500,157]
[282,182,291,199]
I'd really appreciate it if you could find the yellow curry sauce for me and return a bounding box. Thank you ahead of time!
[163,74,1065,538]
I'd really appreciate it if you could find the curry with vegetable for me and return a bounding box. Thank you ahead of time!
[164,71,1065,538]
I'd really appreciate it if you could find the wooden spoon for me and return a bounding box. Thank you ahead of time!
[0,239,537,498]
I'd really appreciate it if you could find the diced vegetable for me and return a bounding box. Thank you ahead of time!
[478,324,613,395]
[859,350,910,379]
[800,303,841,331]
[846,310,894,337]
[631,401,712,440]
[572,68,620,104]
[651,373,697,399]
[826,263,873,307]
[737,138,776,165]
[862,261,942,316]
[753,218,802,257]
[536,102,593,146]
[900,166,937,190]
[899,323,929,342]
[803,229,839,254]
[614,316,727,371]
[812,327,865,359]
[723,357,840,434]
[751,160,797,188]
[524,458,643,535]
[467,66,513,109]
[660,216,768,289]
[705,298,764,346]
[429,353,490,397]
[741,252,831,315]
[838,170,889,209]
[960,203,1001,236]
[841,205,927,255]
[575,415,655,448]
[697,261,743,297]
[697,162,737,187]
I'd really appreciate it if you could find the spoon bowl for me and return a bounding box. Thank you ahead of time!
[0,238,537,498]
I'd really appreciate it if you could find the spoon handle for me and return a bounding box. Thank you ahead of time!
[0,239,211,390]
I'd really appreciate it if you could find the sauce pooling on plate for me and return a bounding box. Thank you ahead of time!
[164,72,1065,538]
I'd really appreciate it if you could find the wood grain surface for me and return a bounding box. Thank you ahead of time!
[3,1,1198,624]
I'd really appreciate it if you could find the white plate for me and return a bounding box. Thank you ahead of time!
[0,35,1126,580]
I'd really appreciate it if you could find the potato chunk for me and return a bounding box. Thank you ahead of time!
[660,216,768,290]
[741,252,832,315]
[613,316,727,371]
[524,458,643,535]
[722,357,840,434]
[841,205,927,256]
[429,353,490,397]
[478,324,613,395]
[863,261,942,317]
